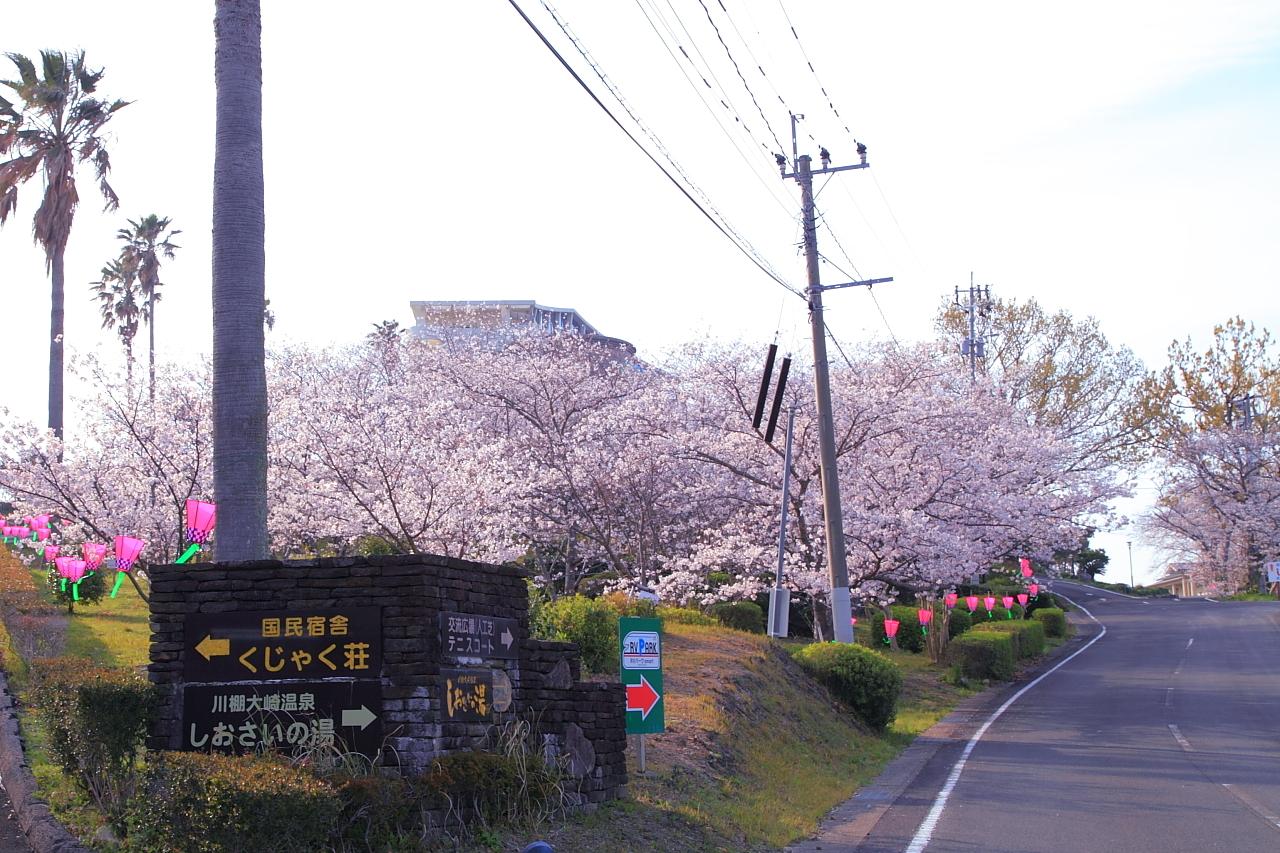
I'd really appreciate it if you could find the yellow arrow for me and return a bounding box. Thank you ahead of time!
[195,634,230,661]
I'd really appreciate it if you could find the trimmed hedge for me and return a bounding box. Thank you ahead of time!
[947,608,972,638]
[532,595,618,674]
[29,657,158,831]
[1033,607,1067,638]
[871,605,924,652]
[791,642,902,730]
[709,600,765,634]
[972,620,1045,660]
[128,752,339,852]
[948,632,1016,681]
[656,605,717,626]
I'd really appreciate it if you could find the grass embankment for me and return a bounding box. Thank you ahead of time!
[516,624,974,852]
[0,548,153,843]
[25,566,151,668]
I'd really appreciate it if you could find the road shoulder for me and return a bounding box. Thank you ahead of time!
[786,615,1100,853]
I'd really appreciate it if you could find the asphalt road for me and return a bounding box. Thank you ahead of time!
[856,582,1280,852]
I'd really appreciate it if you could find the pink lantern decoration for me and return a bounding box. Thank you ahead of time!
[983,596,996,618]
[65,559,87,583]
[883,618,900,644]
[54,556,76,579]
[184,500,217,544]
[1017,593,1029,607]
[35,527,50,541]
[1001,595,1014,609]
[1029,583,1040,598]
[82,543,107,571]
[14,526,29,539]
[944,592,958,609]
[1020,557,1033,578]
[44,545,60,563]
[111,536,146,598]
[965,595,978,612]
[114,536,145,572]
[917,608,933,625]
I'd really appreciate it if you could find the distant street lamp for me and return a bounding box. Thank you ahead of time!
[1127,540,1135,589]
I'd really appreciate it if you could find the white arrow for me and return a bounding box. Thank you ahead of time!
[501,627,514,649]
[341,705,377,730]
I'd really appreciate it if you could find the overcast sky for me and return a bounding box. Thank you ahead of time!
[4,1,1279,582]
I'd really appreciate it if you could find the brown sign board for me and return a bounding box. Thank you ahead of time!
[439,611,519,659]
[182,680,382,758]
[441,667,494,722]
[185,608,382,683]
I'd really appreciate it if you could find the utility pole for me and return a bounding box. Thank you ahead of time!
[768,407,796,638]
[1127,540,1134,589]
[779,114,891,643]
[953,274,991,383]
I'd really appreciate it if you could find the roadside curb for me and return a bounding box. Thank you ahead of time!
[786,615,1101,852]
[0,669,90,853]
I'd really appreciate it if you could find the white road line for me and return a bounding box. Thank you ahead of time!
[1169,724,1193,752]
[903,593,1106,853]
[1204,597,1221,603]
[1222,784,1280,830]
[1186,638,1194,649]
[1165,687,1174,708]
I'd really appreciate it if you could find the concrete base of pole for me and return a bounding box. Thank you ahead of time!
[768,586,791,637]
[831,586,854,643]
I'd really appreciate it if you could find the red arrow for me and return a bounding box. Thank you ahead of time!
[626,674,660,719]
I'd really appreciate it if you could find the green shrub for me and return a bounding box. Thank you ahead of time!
[708,600,765,634]
[947,608,972,638]
[418,748,563,824]
[30,657,158,832]
[45,566,106,614]
[948,632,1016,681]
[972,620,1045,660]
[870,605,924,652]
[532,595,618,675]
[656,605,717,626]
[128,752,338,852]
[1033,607,1067,638]
[791,642,902,730]
[334,774,415,849]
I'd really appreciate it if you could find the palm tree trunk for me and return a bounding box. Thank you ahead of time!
[48,248,65,443]
[212,0,269,561]
[148,301,155,402]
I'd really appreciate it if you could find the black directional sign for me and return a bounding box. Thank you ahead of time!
[182,680,382,757]
[441,667,494,722]
[185,608,382,683]
[439,611,519,660]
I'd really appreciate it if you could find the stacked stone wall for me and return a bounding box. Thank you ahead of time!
[147,555,626,805]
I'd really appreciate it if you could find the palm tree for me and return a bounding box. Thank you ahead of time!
[90,257,143,383]
[116,214,181,400]
[0,51,128,439]
[213,0,269,559]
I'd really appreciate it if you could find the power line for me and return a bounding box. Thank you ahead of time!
[504,0,803,298]
[630,0,796,218]
[538,0,786,271]
[695,0,787,154]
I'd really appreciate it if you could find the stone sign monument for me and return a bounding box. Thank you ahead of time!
[147,554,627,806]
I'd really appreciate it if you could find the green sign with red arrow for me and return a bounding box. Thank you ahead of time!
[619,616,664,735]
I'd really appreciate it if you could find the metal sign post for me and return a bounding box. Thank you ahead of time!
[619,616,664,774]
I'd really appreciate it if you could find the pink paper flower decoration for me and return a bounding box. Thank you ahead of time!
[184,500,217,544]
[114,536,145,572]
